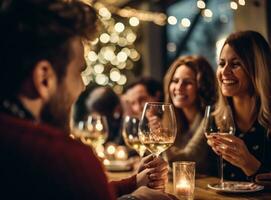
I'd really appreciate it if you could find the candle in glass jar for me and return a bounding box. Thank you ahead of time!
[173,161,195,200]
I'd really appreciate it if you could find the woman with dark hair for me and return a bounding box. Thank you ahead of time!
[164,55,217,174]
[73,85,123,144]
[86,86,123,144]
[207,30,271,181]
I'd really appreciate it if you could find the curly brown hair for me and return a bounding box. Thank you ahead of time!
[164,55,217,132]
[0,0,98,99]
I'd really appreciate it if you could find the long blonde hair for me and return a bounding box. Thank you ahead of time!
[215,31,271,132]
[164,55,217,133]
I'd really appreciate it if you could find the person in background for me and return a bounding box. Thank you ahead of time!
[163,55,217,174]
[206,30,271,181]
[0,1,175,199]
[73,85,123,144]
[122,77,163,119]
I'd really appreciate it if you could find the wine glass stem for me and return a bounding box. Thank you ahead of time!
[220,155,224,189]
[139,150,145,158]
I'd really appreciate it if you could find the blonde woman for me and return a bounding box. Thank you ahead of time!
[164,55,217,174]
[207,30,271,181]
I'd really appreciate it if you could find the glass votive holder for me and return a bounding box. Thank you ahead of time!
[173,161,195,200]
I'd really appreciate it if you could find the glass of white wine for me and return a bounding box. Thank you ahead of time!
[72,113,109,150]
[138,102,177,157]
[204,105,235,189]
[122,116,146,157]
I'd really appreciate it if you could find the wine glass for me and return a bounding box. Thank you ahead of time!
[72,113,109,150]
[204,105,235,189]
[122,116,146,157]
[138,102,177,157]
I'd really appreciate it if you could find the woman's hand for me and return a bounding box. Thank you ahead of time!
[136,155,169,191]
[206,134,261,176]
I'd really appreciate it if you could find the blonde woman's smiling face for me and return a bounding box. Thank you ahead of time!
[169,65,198,109]
[217,44,251,97]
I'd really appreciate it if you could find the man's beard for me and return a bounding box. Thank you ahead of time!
[40,85,73,134]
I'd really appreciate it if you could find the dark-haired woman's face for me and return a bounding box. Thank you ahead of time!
[169,65,197,110]
[217,44,250,97]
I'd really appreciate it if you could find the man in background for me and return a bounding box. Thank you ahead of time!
[122,77,163,118]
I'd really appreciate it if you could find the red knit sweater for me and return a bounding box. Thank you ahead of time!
[0,114,136,199]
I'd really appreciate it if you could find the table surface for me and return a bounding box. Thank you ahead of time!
[108,171,271,200]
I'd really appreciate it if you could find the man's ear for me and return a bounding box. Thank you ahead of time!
[32,60,57,102]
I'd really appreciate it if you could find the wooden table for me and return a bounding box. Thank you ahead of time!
[108,171,271,200]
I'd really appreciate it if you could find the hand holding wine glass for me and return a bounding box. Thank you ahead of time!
[139,102,177,157]
[122,116,146,157]
[204,105,235,188]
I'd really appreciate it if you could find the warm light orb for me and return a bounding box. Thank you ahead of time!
[103,159,110,165]
[129,17,140,26]
[230,1,238,10]
[103,49,115,61]
[168,16,177,25]
[100,33,110,43]
[110,68,121,82]
[117,75,127,85]
[197,0,206,9]
[115,22,125,33]
[106,144,116,155]
[95,74,109,86]
[181,18,191,28]
[117,51,128,62]
[87,51,98,62]
[238,0,245,6]
[94,64,104,74]
[126,32,137,43]
[99,7,111,20]
[203,9,213,18]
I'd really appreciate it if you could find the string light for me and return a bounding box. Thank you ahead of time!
[83,1,247,88]
[230,1,238,10]
[100,33,110,43]
[129,17,140,26]
[197,0,206,9]
[94,64,104,74]
[203,9,213,18]
[238,0,246,6]
[168,16,178,25]
[114,22,125,33]
[110,68,121,82]
[181,18,191,28]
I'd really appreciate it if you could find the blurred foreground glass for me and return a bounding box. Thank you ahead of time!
[122,116,146,157]
[72,114,108,149]
[173,161,195,200]
[203,105,235,189]
[138,102,177,157]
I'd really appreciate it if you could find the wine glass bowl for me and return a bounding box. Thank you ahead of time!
[122,116,146,157]
[72,114,109,149]
[138,102,177,157]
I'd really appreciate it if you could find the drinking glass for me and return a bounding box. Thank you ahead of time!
[204,105,235,189]
[122,116,146,157]
[72,114,109,149]
[138,102,177,157]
